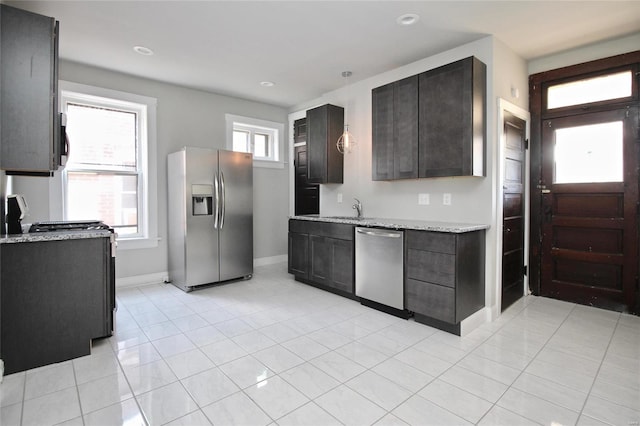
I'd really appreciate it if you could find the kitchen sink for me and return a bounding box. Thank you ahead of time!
[325,216,366,221]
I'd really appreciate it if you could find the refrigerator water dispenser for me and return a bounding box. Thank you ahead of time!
[192,184,213,215]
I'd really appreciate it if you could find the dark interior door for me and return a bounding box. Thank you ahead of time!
[502,112,526,311]
[294,117,319,215]
[540,108,638,311]
[294,144,319,215]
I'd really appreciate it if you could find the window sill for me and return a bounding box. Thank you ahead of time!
[116,236,160,251]
[253,159,285,169]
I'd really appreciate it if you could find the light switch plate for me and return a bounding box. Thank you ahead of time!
[443,193,452,205]
[418,193,430,205]
[337,193,343,203]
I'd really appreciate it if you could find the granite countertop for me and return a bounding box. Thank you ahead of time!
[290,215,489,233]
[1,230,113,244]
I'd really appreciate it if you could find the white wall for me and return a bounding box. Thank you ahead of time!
[13,60,290,280]
[290,36,529,316]
[528,32,640,75]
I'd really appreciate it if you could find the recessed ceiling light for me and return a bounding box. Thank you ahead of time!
[133,46,154,56]
[260,81,275,87]
[396,13,420,26]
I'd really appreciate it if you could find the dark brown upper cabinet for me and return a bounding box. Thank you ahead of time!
[419,56,486,178]
[306,104,344,184]
[371,56,486,181]
[372,75,419,180]
[1,4,62,175]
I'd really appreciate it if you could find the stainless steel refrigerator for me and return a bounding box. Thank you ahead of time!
[167,147,253,292]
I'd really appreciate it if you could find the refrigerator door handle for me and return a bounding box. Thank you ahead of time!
[213,172,220,229]
[220,171,226,229]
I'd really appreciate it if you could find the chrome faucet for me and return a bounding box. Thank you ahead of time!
[352,198,363,218]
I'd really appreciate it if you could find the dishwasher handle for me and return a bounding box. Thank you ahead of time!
[356,228,402,238]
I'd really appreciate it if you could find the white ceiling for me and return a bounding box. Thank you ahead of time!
[6,1,640,108]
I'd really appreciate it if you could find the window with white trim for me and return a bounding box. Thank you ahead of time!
[226,114,284,168]
[59,83,157,246]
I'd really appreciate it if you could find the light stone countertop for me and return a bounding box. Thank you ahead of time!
[290,215,489,233]
[0,230,112,244]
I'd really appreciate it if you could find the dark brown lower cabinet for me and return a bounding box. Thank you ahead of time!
[288,220,355,298]
[1,236,115,374]
[405,229,485,335]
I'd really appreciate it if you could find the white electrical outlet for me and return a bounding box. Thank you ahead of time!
[337,193,343,203]
[443,193,452,205]
[418,193,430,205]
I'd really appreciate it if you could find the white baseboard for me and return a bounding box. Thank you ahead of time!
[460,307,491,336]
[116,256,287,289]
[0,359,4,381]
[254,255,287,267]
[116,272,168,289]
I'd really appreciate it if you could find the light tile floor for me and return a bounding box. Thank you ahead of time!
[1,262,639,425]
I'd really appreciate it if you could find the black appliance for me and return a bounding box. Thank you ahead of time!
[28,219,117,335]
[28,220,110,233]
[6,194,29,234]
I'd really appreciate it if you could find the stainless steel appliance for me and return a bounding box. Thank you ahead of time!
[167,147,253,292]
[355,227,408,316]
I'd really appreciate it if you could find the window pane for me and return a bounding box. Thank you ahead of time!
[66,172,138,234]
[547,71,632,109]
[254,133,269,158]
[66,103,137,169]
[233,130,250,153]
[554,121,623,184]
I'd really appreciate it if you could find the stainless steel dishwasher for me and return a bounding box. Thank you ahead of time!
[355,227,406,314]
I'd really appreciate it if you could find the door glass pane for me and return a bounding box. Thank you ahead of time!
[233,130,250,152]
[254,133,269,158]
[547,71,632,110]
[66,103,137,170]
[66,172,138,234]
[554,121,623,183]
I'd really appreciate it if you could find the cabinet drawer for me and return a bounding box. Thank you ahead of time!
[406,279,455,323]
[289,220,353,241]
[406,231,455,254]
[289,220,308,233]
[406,249,455,287]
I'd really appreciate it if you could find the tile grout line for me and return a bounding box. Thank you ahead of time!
[397,298,535,424]
[471,299,579,425]
[574,312,623,425]
[112,314,154,426]
[19,370,26,426]
[69,359,86,426]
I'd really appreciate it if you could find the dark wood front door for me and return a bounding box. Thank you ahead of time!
[540,108,638,311]
[502,112,526,311]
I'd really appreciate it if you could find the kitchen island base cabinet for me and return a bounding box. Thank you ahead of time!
[1,236,114,375]
[405,229,485,335]
[288,220,355,298]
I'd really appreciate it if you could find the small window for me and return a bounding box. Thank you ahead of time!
[547,70,632,110]
[554,121,623,184]
[226,114,284,169]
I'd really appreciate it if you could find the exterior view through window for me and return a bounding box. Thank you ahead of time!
[547,70,632,109]
[554,121,623,184]
[63,101,143,236]
[232,124,275,161]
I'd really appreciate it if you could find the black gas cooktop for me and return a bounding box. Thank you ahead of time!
[28,220,111,233]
